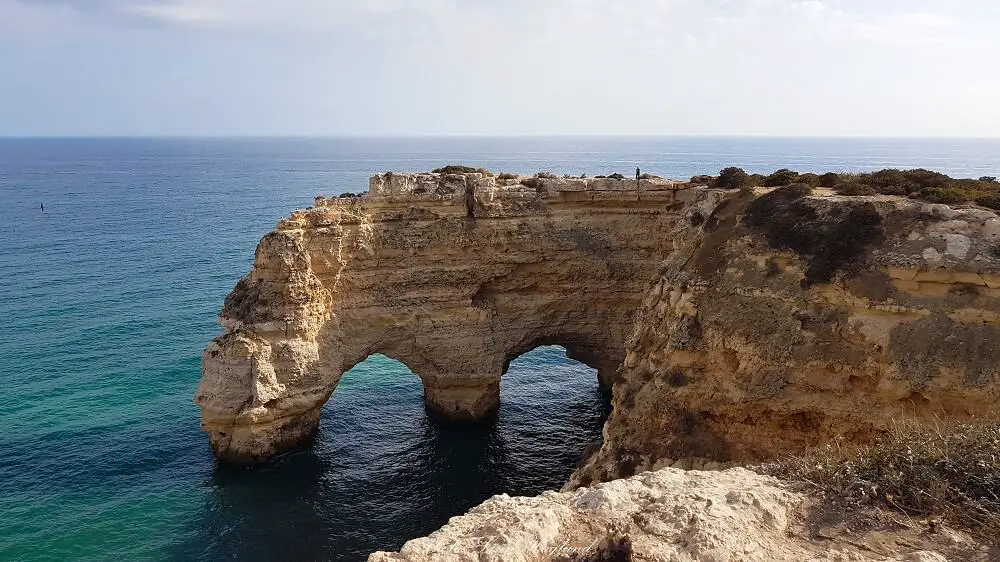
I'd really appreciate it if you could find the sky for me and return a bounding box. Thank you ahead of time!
[0,0,998,137]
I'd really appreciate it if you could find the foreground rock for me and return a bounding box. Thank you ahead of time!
[369,467,986,561]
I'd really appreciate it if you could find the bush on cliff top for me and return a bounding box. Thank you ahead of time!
[762,168,801,187]
[713,167,749,190]
[432,165,491,175]
[759,422,1000,539]
[703,166,1000,208]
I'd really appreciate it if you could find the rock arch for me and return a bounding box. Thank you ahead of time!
[195,173,722,464]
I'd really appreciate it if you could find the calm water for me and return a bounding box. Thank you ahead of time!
[2,137,999,561]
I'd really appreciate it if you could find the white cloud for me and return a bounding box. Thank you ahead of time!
[125,3,226,24]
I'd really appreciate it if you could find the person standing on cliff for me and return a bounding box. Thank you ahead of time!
[635,167,641,201]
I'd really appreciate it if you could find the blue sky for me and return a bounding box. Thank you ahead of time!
[1,0,998,136]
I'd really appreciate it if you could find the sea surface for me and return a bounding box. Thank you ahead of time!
[2,137,999,561]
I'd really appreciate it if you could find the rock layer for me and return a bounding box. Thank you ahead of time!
[195,173,702,463]
[196,172,1000,473]
[571,188,1000,486]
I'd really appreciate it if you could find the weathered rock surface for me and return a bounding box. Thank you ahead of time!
[195,172,699,463]
[571,188,1000,486]
[369,466,985,561]
[195,171,1000,480]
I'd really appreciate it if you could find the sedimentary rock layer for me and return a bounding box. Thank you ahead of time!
[195,173,703,463]
[571,187,1000,486]
[196,171,1000,473]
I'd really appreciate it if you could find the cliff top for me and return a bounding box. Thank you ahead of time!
[310,166,1000,217]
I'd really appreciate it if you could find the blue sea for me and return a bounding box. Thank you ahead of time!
[2,137,999,561]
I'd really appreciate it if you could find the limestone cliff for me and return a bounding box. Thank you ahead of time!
[369,466,987,561]
[570,187,1000,486]
[196,172,1000,473]
[195,172,704,463]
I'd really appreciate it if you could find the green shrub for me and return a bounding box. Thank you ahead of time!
[432,165,488,175]
[980,176,998,183]
[520,177,543,189]
[818,172,840,188]
[798,173,820,187]
[535,172,558,179]
[339,192,357,198]
[915,187,969,205]
[606,173,626,181]
[714,167,749,190]
[690,175,715,185]
[747,173,766,187]
[976,194,1000,210]
[497,172,518,181]
[762,168,800,187]
[833,181,876,196]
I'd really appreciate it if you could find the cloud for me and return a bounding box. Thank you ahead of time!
[124,3,226,24]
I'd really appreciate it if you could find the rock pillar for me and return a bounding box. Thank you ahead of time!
[421,375,501,422]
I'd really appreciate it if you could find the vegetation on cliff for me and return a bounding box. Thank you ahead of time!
[760,422,1000,541]
[744,184,884,286]
[702,167,1000,209]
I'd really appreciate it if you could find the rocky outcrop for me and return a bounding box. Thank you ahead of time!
[571,187,1000,486]
[369,466,987,561]
[195,170,1000,478]
[195,172,700,463]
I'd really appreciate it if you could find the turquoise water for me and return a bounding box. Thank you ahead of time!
[1,137,998,561]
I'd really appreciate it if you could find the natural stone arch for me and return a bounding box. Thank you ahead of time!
[195,173,726,464]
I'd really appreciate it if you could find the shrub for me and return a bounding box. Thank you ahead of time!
[432,165,488,175]
[758,422,1000,537]
[520,177,543,190]
[606,173,626,181]
[535,171,558,179]
[915,187,969,205]
[798,173,820,187]
[976,194,1000,210]
[980,176,998,183]
[762,168,800,187]
[690,175,715,185]
[339,192,357,198]
[497,172,518,181]
[639,173,661,180]
[714,167,749,190]
[818,172,840,188]
[833,181,876,196]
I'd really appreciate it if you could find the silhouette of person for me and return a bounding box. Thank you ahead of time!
[40,202,44,211]
[635,167,640,182]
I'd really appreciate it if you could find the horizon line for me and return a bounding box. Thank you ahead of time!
[2,133,1000,141]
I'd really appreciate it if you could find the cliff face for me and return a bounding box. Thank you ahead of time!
[195,173,713,463]
[195,171,1000,478]
[571,187,1000,486]
[369,466,984,561]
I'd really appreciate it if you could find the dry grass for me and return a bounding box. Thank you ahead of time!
[758,421,1000,540]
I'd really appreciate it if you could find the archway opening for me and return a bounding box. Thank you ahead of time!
[496,345,612,496]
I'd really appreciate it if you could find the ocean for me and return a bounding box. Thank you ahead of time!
[2,137,998,561]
